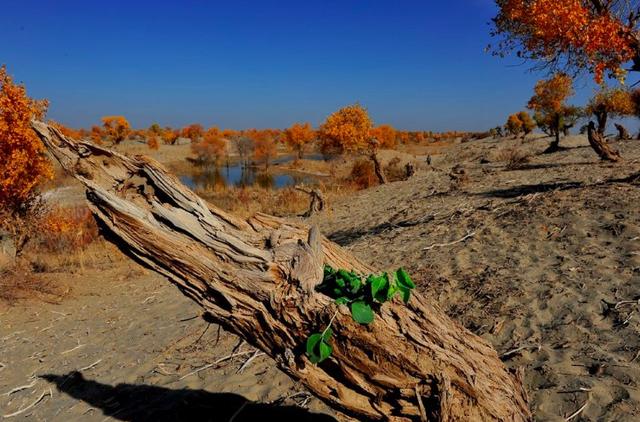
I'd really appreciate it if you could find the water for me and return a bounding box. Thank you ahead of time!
[180,155,323,190]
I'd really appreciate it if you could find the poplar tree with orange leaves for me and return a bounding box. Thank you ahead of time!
[0,65,52,256]
[320,104,387,183]
[370,124,397,149]
[586,87,635,134]
[191,127,227,165]
[527,73,574,152]
[283,122,315,160]
[101,116,131,145]
[248,129,277,170]
[491,0,640,83]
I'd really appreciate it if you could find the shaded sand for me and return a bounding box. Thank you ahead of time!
[3,134,640,420]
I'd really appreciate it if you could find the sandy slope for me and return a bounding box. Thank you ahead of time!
[2,133,640,421]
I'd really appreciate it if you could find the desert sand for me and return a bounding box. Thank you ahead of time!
[2,133,640,421]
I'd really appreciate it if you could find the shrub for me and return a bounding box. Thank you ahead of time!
[348,159,378,189]
[101,116,131,144]
[36,205,100,253]
[147,135,160,150]
[497,148,531,170]
[384,157,405,182]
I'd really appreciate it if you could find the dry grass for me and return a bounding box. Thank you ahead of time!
[497,147,531,170]
[0,264,65,305]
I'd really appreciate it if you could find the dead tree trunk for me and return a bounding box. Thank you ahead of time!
[587,121,622,162]
[404,162,416,180]
[615,123,631,141]
[370,151,387,184]
[32,121,531,421]
[295,186,325,218]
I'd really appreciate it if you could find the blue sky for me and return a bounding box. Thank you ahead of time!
[4,0,634,131]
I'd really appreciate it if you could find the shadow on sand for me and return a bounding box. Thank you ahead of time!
[42,372,336,422]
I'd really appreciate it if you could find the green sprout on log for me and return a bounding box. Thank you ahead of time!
[306,265,416,364]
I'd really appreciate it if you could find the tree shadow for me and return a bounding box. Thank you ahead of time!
[41,372,336,422]
[478,181,585,199]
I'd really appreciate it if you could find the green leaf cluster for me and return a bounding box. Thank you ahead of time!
[306,266,416,364]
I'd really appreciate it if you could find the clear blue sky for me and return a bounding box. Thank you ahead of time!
[4,0,632,131]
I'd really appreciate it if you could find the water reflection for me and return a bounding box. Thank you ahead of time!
[180,163,318,191]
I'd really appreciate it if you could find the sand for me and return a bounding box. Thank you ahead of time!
[2,133,640,420]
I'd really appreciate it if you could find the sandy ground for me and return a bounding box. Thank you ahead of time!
[3,133,640,420]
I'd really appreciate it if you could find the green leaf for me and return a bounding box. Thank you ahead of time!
[387,279,399,301]
[335,296,350,305]
[338,269,362,294]
[351,301,374,324]
[396,268,415,290]
[369,274,389,303]
[319,340,332,362]
[306,333,323,363]
[306,332,332,364]
[322,328,333,341]
[324,265,336,277]
[399,287,411,303]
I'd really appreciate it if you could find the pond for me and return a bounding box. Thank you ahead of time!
[180,155,324,190]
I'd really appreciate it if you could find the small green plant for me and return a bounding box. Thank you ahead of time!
[306,265,416,364]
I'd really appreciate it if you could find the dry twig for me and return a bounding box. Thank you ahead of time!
[423,231,476,251]
[3,388,52,418]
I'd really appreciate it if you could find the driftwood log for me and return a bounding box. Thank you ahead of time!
[295,186,325,218]
[587,121,622,162]
[32,121,531,421]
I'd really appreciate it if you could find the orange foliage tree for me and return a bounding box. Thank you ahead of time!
[370,124,397,149]
[319,104,372,154]
[505,113,523,137]
[181,124,204,142]
[586,88,635,134]
[147,135,160,150]
[517,111,536,138]
[527,73,574,152]
[191,127,228,165]
[320,104,388,183]
[101,116,131,145]
[162,127,180,145]
[491,0,640,83]
[0,65,52,256]
[0,65,51,213]
[90,125,104,145]
[283,122,315,159]
[248,129,277,169]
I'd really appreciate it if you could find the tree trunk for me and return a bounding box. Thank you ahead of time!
[543,114,561,154]
[587,121,622,162]
[595,108,607,135]
[32,122,531,422]
[614,123,631,141]
[296,186,325,218]
[370,151,387,184]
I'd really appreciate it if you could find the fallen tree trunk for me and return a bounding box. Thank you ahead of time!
[32,121,531,421]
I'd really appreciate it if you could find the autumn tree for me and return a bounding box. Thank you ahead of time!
[517,111,535,138]
[147,136,160,150]
[162,127,180,145]
[181,123,204,142]
[0,65,52,256]
[90,125,104,145]
[191,127,227,166]
[101,116,131,145]
[320,104,386,183]
[491,0,640,83]
[527,73,574,152]
[370,124,397,149]
[249,130,277,170]
[586,87,635,134]
[283,122,315,159]
[505,113,523,137]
